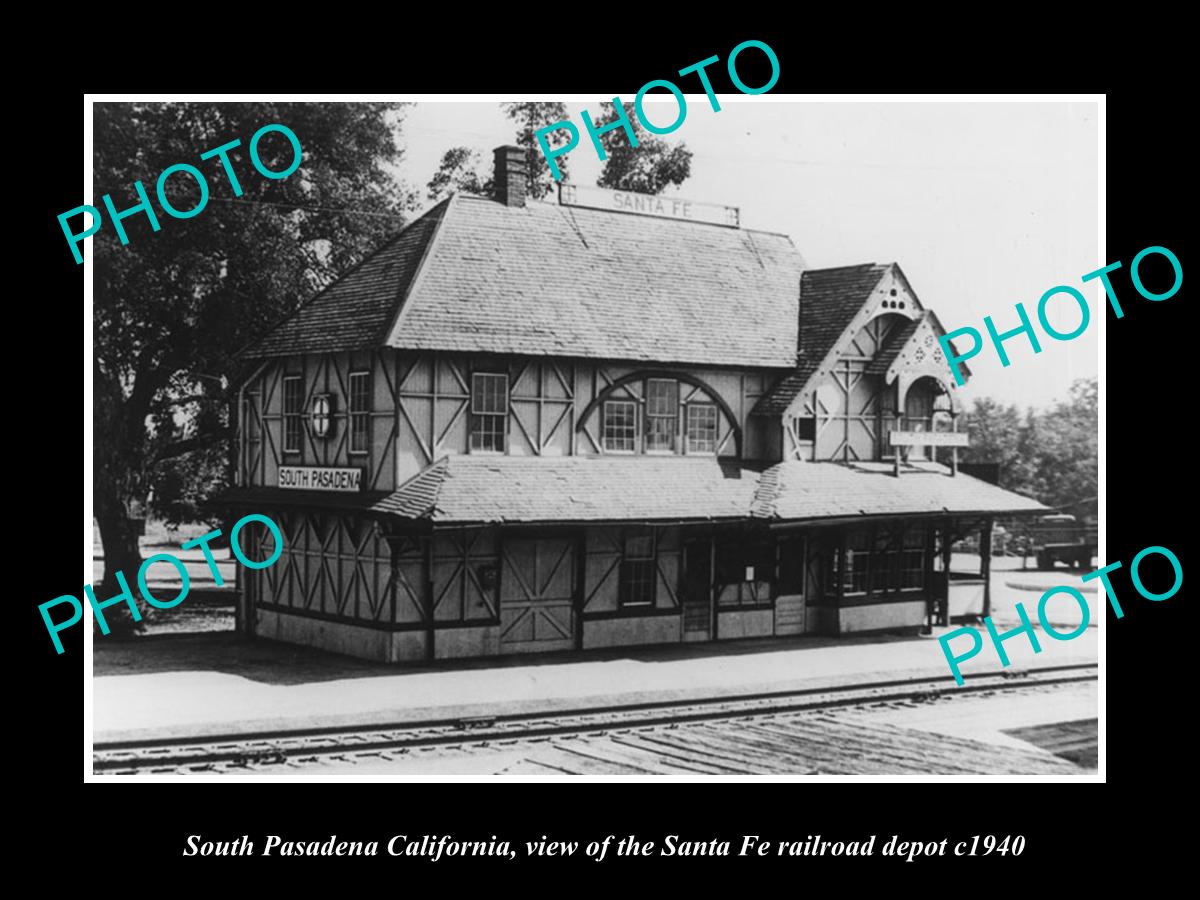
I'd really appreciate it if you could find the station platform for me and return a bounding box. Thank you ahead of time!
[93,626,1099,744]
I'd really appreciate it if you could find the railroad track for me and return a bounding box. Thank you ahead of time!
[93,663,1097,774]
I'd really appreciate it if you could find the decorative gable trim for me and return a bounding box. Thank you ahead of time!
[780,263,924,418]
[885,310,968,412]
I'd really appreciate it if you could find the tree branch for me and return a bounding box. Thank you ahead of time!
[151,392,224,411]
[153,429,232,463]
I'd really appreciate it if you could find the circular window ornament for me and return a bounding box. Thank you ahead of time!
[311,394,333,438]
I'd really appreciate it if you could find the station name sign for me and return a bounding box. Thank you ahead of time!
[558,184,740,228]
[889,431,970,447]
[278,466,363,492]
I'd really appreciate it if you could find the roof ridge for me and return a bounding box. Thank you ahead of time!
[520,194,800,237]
[377,195,456,347]
[238,199,446,360]
[802,262,886,275]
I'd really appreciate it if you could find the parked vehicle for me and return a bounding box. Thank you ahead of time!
[1026,513,1097,570]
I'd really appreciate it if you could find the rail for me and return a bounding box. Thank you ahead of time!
[93,663,1098,774]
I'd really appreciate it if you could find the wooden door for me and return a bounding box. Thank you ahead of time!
[682,540,713,640]
[775,536,807,635]
[499,538,576,653]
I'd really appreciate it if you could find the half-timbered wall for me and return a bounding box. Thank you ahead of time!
[239,351,400,492]
[247,512,418,625]
[241,352,785,489]
[582,526,682,614]
[243,515,942,661]
[580,525,684,649]
[810,361,884,461]
[778,271,969,464]
[431,528,499,624]
[392,353,782,480]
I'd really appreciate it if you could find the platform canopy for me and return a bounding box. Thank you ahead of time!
[359,456,1045,526]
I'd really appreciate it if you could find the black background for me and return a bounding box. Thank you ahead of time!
[23,24,1188,884]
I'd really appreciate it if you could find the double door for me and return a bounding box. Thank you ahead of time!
[499,537,576,653]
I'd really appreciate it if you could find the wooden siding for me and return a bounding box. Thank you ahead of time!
[582,526,681,616]
[248,512,418,626]
[239,351,399,492]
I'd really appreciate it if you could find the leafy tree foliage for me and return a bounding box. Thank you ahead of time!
[426,147,491,201]
[93,102,413,631]
[961,378,1097,509]
[501,102,571,198]
[594,102,693,194]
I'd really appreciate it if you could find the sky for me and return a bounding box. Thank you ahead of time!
[395,100,1099,410]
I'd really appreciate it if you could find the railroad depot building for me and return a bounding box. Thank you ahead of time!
[227,146,1043,663]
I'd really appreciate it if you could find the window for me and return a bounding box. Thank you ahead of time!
[870,526,902,593]
[836,525,926,596]
[645,379,678,451]
[686,403,718,453]
[470,373,508,452]
[843,529,870,595]
[620,528,656,607]
[590,375,730,456]
[900,527,926,589]
[349,372,371,455]
[282,376,303,454]
[715,539,775,607]
[602,400,637,452]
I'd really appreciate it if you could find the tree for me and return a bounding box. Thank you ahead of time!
[960,378,1098,509]
[501,102,571,199]
[594,101,693,194]
[93,102,414,632]
[426,147,491,201]
[1025,378,1098,509]
[960,397,1035,495]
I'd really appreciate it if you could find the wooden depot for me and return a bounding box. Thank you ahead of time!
[224,145,1041,664]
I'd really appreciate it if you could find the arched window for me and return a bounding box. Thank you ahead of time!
[902,376,950,434]
[578,370,741,458]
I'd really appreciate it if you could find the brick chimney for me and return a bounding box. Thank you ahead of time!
[493,145,526,208]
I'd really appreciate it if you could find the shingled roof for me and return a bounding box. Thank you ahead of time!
[753,263,892,415]
[864,315,923,376]
[751,461,1045,520]
[372,456,762,524]
[368,456,1045,525]
[246,201,449,358]
[244,193,806,367]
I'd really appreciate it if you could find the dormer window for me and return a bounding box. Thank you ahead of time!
[470,372,508,453]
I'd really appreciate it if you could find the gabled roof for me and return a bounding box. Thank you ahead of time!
[364,455,1045,526]
[245,193,807,367]
[864,315,923,376]
[753,263,892,415]
[871,308,971,385]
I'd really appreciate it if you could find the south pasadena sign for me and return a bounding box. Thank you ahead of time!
[279,466,362,492]
[558,183,740,228]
